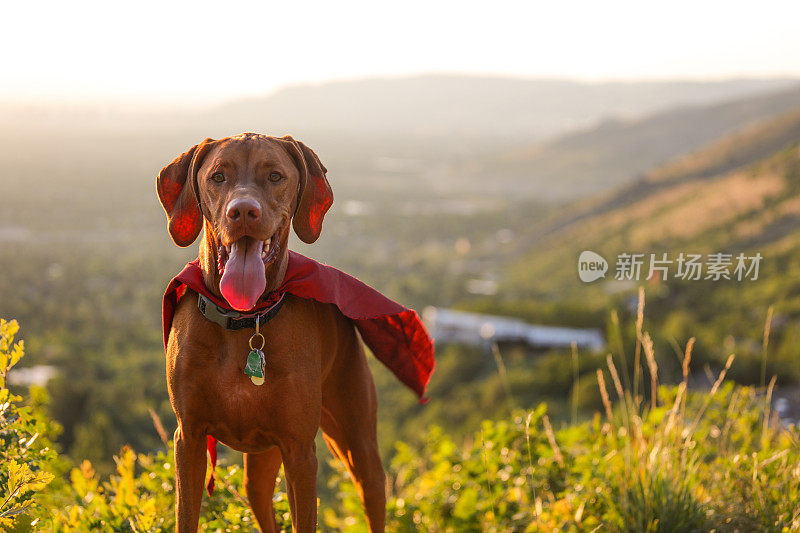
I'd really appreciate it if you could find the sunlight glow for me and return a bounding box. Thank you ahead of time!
[2,0,800,104]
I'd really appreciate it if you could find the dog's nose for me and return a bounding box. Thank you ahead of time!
[226,198,261,223]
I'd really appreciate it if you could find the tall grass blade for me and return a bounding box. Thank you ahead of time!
[684,353,735,444]
[571,341,579,425]
[642,331,659,410]
[542,415,564,467]
[597,369,615,424]
[761,305,774,390]
[491,342,515,410]
[610,309,632,394]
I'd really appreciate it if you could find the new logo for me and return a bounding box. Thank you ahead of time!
[578,251,608,282]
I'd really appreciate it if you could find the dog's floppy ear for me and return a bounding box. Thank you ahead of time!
[278,136,333,244]
[156,139,216,247]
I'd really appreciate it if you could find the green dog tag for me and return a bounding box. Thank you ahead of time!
[244,349,265,385]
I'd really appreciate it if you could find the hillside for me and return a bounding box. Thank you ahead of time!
[457,84,800,200]
[463,106,800,385]
[0,76,797,210]
[8,76,790,139]
[500,106,800,291]
[204,75,797,142]
[4,78,800,472]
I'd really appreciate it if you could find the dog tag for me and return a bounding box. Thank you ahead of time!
[244,349,265,386]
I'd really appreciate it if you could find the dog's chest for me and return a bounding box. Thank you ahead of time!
[201,342,287,408]
[187,341,316,451]
[167,296,325,451]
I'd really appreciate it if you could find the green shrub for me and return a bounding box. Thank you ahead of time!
[0,319,62,531]
[44,445,292,532]
[6,296,800,531]
[323,295,800,532]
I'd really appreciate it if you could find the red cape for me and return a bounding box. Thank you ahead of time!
[162,251,436,494]
[162,250,435,397]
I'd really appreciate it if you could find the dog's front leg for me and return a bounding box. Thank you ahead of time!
[281,440,318,532]
[174,425,207,533]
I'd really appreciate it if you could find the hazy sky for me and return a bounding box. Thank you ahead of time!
[3,0,800,104]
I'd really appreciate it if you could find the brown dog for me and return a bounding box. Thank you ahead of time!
[157,134,386,532]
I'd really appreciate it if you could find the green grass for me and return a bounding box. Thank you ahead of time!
[3,293,800,531]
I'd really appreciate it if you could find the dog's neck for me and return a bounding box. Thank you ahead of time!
[198,224,289,304]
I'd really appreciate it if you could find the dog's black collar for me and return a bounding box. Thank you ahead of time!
[197,293,285,331]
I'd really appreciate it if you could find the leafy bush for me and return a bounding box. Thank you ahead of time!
[4,295,800,531]
[323,296,800,532]
[44,446,292,532]
[0,319,61,530]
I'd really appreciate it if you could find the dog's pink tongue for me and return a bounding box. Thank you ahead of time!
[219,238,266,311]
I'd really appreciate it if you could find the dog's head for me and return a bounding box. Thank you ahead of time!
[157,133,332,311]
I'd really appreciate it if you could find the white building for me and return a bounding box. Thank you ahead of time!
[7,365,58,387]
[422,307,605,352]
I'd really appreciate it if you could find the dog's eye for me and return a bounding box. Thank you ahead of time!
[211,172,225,183]
[268,172,283,183]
